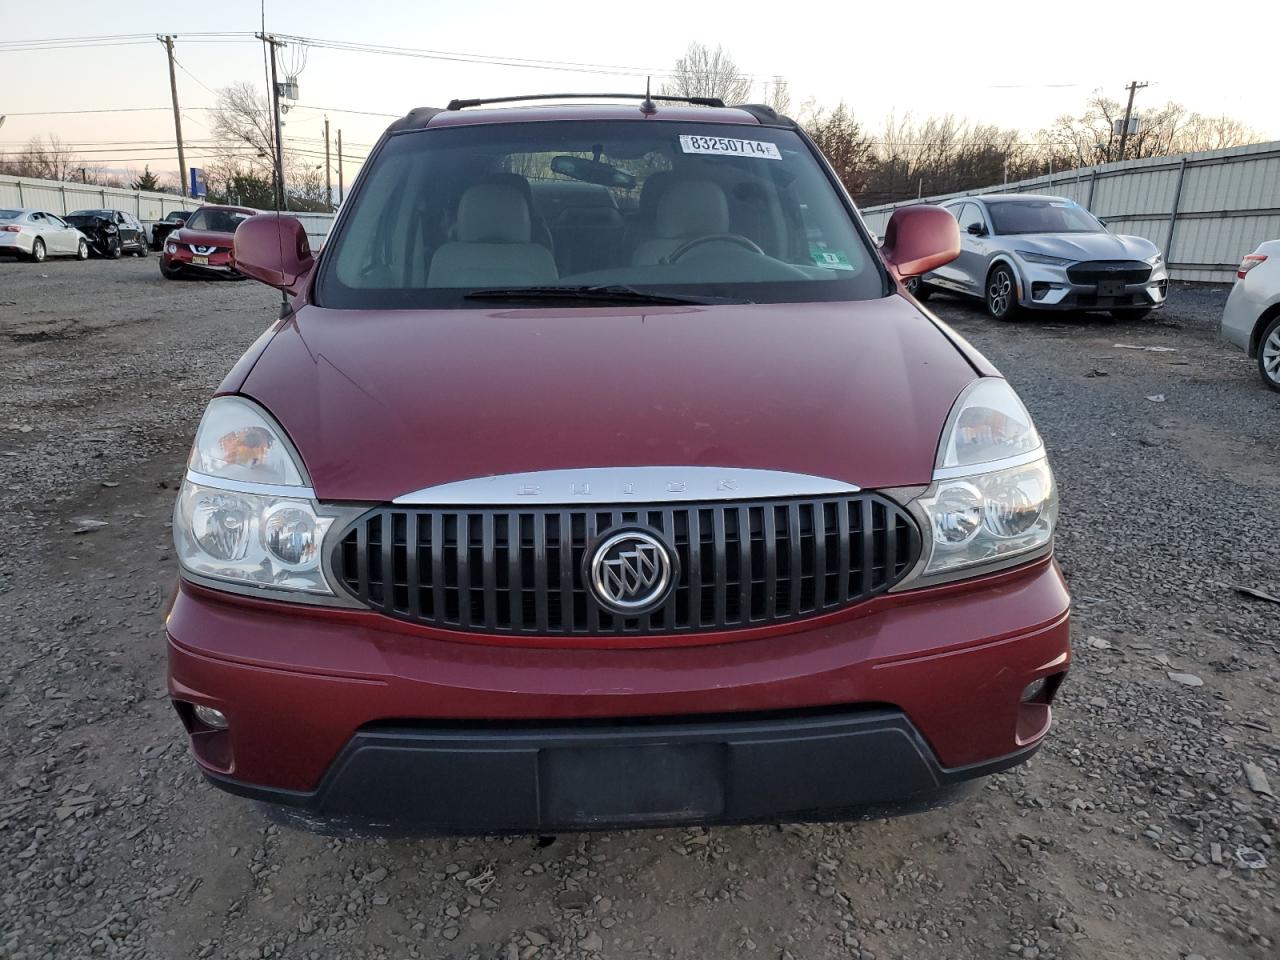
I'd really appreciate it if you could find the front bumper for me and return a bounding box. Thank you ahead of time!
[161,246,236,275]
[206,709,1041,833]
[167,557,1071,832]
[1016,258,1168,312]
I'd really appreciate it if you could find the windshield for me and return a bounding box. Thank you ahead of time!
[68,209,111,218]
[986,199,1104,235]
[0,210,23,221]
[167,211,189,221]
[317,120,882,308]
[186,208,253,233]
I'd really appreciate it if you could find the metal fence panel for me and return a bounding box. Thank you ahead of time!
[0,174,202,225]
[859,139,1280,283]
[1,173,336,245]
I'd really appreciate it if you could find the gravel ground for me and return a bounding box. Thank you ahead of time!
[0,258,1276,960]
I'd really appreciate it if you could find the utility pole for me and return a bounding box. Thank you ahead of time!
[324,117,332,212]
[337,129,344,206]
[256,32,288,211]
[158,35,188,197]
[1117,80,1148,162]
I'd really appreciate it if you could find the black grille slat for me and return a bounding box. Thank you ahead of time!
[334,493,920,638]
[534,513,549,633]
[1066,260,1151,285]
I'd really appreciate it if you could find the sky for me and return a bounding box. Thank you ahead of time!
[3,0,1277,190]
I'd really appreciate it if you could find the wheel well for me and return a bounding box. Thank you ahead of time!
[986,258,1022,299]
[1251,303,1280,357]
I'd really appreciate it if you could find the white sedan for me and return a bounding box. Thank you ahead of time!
[1222,240,1280,392]
[0,208,90,263]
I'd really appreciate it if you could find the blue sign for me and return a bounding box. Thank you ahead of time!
[189,167,207,198]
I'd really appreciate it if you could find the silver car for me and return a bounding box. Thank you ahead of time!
[1221,239,1280,392]
[0,208,90,263]
[913,194,1168,321]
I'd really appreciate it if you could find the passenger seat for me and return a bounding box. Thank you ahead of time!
[428,183,559,287]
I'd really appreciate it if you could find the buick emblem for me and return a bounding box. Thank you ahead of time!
[588,530,676,615]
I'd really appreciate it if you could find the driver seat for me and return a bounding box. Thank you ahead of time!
[631,179,730,266]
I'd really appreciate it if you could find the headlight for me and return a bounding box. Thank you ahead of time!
[188,395,305,485]
[175,396,338,598]
[897,378,1057,588]
[166,242,177,255]
[1015,250,1073,266]
[915,458,1056,578]
[175,482,333,593]
[937,378,1042,470]
[1146,252,1164,266]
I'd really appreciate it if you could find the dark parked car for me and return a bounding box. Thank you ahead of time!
[168,95,1069,834]
[151,209,191,250]
[64,209,149,258]
[159,205,255,279]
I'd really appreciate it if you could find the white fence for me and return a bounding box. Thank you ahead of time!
[0,174,336,245]
[0,174,201,224]
[858,140,1280,284]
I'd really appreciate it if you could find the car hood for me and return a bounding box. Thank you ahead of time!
[174,227,236,247]
[1011,232,1158,261]
[239,296,981,501]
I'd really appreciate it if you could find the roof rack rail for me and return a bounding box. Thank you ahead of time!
[445,92,726,111]
[728,103,798,129]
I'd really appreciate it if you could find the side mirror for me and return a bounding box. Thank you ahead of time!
[880,205,961,280]
[233,214,315,294]
[966,222,986,237]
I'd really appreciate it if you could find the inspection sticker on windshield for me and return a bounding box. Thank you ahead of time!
[679,135,782,160]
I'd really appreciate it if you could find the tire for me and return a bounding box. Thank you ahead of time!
[29,237,46,263]
[75,238,89,261]
[159,259,183,280]
[1259,314,1280,393]
[135,235,149,257]
[904,276,932,301]
[106,236,122,260]
[985,264,1020,320]
[1109,308,1153,321]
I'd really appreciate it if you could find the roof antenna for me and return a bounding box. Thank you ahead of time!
[640,76,657,116]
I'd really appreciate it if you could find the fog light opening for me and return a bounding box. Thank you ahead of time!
[1021,671,1064,705]
[1031,282,1051,301]
[193,703,229,730]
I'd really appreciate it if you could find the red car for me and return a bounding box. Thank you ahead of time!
[167,95,1069,833]
[159,204,256,279]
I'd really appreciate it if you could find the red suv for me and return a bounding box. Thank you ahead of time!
[159,204,256,279]
[167,95,1069,833]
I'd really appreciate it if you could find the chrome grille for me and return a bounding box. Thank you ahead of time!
[332,495,921,637]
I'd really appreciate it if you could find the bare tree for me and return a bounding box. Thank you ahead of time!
[0,135,80,180]
[209,82,277,180]
[1041,93,1258,167]
[663,43,752,105]
[800,100,872,195]
[764,77,792,116]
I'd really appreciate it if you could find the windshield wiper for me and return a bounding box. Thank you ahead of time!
[463,284,743,306]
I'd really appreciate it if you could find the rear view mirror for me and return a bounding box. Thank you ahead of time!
[880,205,961,280]
[967,222,986,237]
[550,155,637,189]
[232,214,315,295]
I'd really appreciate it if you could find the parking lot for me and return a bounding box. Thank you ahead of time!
[0,257,1276,960]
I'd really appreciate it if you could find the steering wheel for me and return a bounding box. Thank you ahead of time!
[662,233,765,264]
